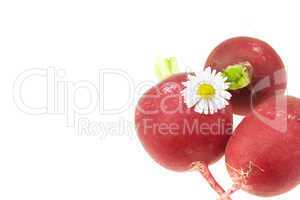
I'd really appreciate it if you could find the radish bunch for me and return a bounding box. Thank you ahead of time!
[135,37,299,199]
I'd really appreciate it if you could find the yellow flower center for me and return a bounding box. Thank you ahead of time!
[197,83,216,99]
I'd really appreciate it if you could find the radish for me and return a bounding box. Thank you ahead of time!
[222,95,300,198]
[205,37,287,115]
[135,71,233,197]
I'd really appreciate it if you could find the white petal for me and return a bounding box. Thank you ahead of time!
[182,88,199,108]
[219,90,232,100]
[212,98,221,110]
[214,95,229,109]
[187,74,196,81]
[205,67,212,74]
[203,100,209,115]
[182,81,189,87]
[208,100,216,114]
[194,99,205,114]
[211,69,217,77]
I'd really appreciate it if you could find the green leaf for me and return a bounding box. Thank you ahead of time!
[222,63,251,90]
[155,57,180,81]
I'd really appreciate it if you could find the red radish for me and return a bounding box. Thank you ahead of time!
[135,73,233,196]
[205,37,287,115]
[223,95,300,198]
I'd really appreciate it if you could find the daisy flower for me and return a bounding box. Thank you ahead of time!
[181,67,232,115]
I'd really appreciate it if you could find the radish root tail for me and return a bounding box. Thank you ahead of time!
[217,182,242,200]
[191,161,232,200]
[219,161,265,199]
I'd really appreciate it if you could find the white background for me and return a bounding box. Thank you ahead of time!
[1,0,300,199]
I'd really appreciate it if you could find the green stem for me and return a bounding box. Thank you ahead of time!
[154,57,251,91]
[155,57,180,81]
[221,62,252,90]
